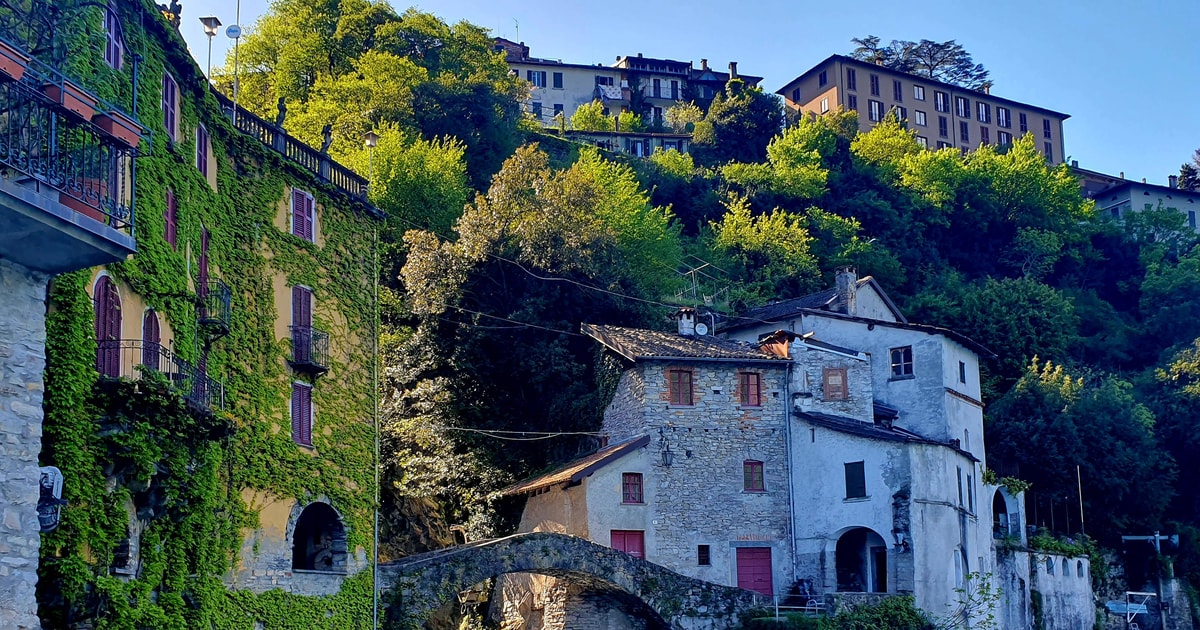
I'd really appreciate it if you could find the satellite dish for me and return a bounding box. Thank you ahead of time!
[695,322,709,336]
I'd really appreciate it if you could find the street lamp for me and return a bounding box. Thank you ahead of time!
[363,131,379,197]
[199,16,221,79]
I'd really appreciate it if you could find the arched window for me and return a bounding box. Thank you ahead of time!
[1061,558,1068,576]
[1077,560,1084,577]
[142,310,161,371]
[94,276,122,378]
[292,502,347,573]
[1046,557,1054,575]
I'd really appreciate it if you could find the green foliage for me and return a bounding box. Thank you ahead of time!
[692,79,785,166]
[712,196,821,302]
[1140,245,1200,351]
[850,36,990,89]
[571,99,616,132]
[665,101,704,133]
[648,148,695,179]
[617,110,646,133]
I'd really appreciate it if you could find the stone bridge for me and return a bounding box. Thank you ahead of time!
[377,532,765,629]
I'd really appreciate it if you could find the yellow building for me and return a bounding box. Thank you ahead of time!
[777,54,1069,163]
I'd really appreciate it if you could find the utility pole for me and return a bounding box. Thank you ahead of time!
[1122,532,1178,630]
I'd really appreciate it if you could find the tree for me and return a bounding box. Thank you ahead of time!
[617,110,645,133]
[849,36,991,90]
[664,101,703,133]
[1140,244,1200,352]
[721,118,830,199]
[711,196,822,302]
[691,79,784,166]
[571,99,615,132]
[1179,163,1199,192]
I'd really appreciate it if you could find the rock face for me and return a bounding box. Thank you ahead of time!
[378,532,765,630]
[0,259,49,630]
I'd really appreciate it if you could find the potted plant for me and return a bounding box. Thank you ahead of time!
[92,110,143,150]
[0,38,29,82]
[42,79,98,121]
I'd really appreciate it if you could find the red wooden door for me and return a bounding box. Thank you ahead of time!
[736,547,773,596]
[141,310,160,371]
[610,530,645,559]
[94,276,121,377]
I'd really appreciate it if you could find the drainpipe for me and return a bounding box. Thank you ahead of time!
[372,224,380,629]
[784,355,797,598]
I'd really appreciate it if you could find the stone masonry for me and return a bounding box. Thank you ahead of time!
[0,259,50,630]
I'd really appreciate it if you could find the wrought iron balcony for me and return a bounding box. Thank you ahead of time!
[95,339,226,412]
[198,279,232,337]
[289,325,329,375]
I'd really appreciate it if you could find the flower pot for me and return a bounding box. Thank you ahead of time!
[0,39,29,82]
[43,80,98,121]
[92,110,143,150]
[59,190,107,224]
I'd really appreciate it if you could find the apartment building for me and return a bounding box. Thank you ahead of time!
[777,54,1069,163]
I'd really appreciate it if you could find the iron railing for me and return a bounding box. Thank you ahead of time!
[211,89,368,203]
[198,279,231,335]
[96,339,225,411]
[289,325,329,375]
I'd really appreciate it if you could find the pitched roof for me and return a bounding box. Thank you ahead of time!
[797,411,979,462]
[500,435,650,496]
[581,323,788,363]
[724,276,906,326]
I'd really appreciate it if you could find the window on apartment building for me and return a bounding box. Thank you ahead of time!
[959,361,967,384]
[141,309,161,370]
[997,131,1012,146]
[161,73,178,142]
[980,126,990,145]
[818,70,827,87]
[163,188,177,248]
[791,87,800,102]
[292,285,314,365]
[938,116,948,138]
[997,106,1011,128]
[967,474,975,513]
[1044,142,1053,162]
[823,367,848,401]
[739,372,761,407]
[957,467,964,506]
[292,381,313,446]
[959,121,970,144]
[553,103,564,116]
[291,187,315,243]
[916,136,928,148]
[743,460,765,492]
[937,141,952,149]
[1019,112,1028,133]
[847,94,857,111]
[820,97,829,113]
[844,461,866,499]
[894,106,907,121]
[870,74,880,96]
[977,102,991,123]
[1043,119,1053,139]
[914,110,927,126]
[622,472,644,504]
[868,100,883,122]
[526,70,546,87]
[890,346,914,378]
[1189,210,1196,228]
[955,96,969,118]
[595,75,614,86]
[913,85,925,101]
[935,91,949,113]
[652,106,663,122]
[668,368,693,406]
[893,79,903,102]
[652,78,661,98]
[531,102,542,120]
[846,68,857,91]
[671,80,679,100]
[195,124,209,177]
[697,545,712,566]
[104,3,123,70]
[552,72,563,89]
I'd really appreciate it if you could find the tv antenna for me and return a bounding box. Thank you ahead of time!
[513,19,519,42]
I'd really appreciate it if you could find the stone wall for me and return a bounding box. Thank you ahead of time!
[1030,552,1094,630]
[603,370,646,444]
[0,259,49,630]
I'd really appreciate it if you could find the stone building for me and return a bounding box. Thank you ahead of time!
[0,1,381,627]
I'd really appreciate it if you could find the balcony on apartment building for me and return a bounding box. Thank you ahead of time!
[289,325,330,375]
[95,340,226,413]
[0,1,143,274]
[198,279,232,337]
[211,89,369,205]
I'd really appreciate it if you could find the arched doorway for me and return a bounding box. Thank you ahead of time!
[94,275,122,378]
[292,502,348,572]
[835,527,888,593]
[992,488,1020,539]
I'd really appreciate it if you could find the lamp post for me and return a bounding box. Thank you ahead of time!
[199,16,221,79]
[226,0,243,126]
[363,131,379,198]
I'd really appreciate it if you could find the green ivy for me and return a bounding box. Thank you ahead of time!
[38,1,380,627]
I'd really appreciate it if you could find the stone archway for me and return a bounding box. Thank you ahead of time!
[835,527,888,593]
[291,501,348,572]
[992,488,1021,540]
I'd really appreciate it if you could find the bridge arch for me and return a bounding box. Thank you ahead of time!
[378,532,763,630]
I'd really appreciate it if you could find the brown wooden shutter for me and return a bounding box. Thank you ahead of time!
[303,193,315,242]
[141,310,160,370]
[94,277,122,377]
[292,286,313,363]
[292,189,305,239]
[291,383,303,443]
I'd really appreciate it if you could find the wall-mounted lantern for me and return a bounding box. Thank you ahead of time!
[38,466,67,533]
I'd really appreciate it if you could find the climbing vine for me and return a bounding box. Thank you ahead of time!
[37,1,380,627]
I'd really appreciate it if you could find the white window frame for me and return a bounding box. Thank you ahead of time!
[868,100,883,122]
[820,97,829,113]
[913,85,925,101]
[914,110,927,126]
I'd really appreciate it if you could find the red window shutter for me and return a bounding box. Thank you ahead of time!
[292,286,312,327]
[141,310,160,370]
[291,384,303,443]
[162,74,176,142]
[303,193,315,242]
[94,277,122,377]
[196,126,209,177]
[292,189,305,238]
[300,385,312,445]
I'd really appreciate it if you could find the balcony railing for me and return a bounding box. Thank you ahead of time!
[96,339,225,412]
[198,279,231,336]
[289,325,329,375]
[211,89,368,204]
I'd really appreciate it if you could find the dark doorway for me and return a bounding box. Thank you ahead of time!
[292,502,348,572]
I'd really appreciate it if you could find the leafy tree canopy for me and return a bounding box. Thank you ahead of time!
[850,35,991,90]
[691,79,785,166]
[571,99,615,132]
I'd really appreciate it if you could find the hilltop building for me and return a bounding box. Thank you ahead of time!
[777,55,1068,163]
[499,270,1093,629]
[0,1,381,627]
[1072,163,1199,230]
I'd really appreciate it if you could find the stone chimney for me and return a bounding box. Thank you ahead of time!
[835,267,858,316]
[701,58,709,71]
[728,61,738,79]
[675,307,696,336]
[1169,175,1178,189]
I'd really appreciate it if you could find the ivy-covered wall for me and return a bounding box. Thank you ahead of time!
[37,1,380,627]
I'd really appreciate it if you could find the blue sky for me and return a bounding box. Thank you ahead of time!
[182,0,1200,185]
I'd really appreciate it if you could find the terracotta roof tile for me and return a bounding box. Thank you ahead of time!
[582,324,787,363]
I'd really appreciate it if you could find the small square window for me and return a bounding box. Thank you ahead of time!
[668,369,693,406]
[739,372,761,407]
[552,72,563,89]
[823,368,847,400]
[913,85,925,101]
[914,110,927,126]
[743,460,765,492]
[622,472,643,504]
[697,544,711,566]
[844,461,866,499]
[890,346,913,378]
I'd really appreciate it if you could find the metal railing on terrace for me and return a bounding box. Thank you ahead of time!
[96,340,226,412]
[289,325,329,375]
[211,89,368,203]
